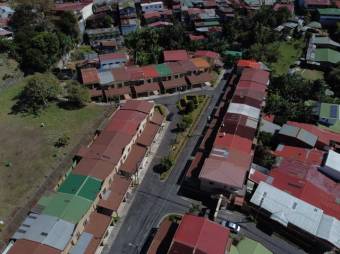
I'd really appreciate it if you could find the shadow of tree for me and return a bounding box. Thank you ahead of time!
[57,101,85,111]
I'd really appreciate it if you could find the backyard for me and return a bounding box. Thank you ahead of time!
[269,39,305,76]
[0,79,110,243]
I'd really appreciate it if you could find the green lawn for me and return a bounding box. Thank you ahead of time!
[298,68,324,81]
[269,39,304,76]
[0,79,109,235]
[0,54,21,86]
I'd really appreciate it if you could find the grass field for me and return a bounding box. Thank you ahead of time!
[298,68,324,81]
[0,54,21,87]
[269,39,304,76]
[0,80,109,232]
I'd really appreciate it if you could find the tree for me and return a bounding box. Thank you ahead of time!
[186,100,195,113]
[253,144,276,169]
[55,134,70,148]
[15,73,61,113]
[20,32,60,72]
[55,11,79,41]
[66,81,91,107]
[325,65,340,97]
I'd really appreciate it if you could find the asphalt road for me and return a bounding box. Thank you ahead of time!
[106,76,228,254]
[217,209,307,254]
[106,72,308,254]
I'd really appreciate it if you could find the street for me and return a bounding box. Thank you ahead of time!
[104,72,307,254]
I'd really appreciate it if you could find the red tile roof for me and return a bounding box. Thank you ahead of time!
[169,215,230,254]
[144,11,161,19]
[239,68,270,86]
[120,144,147,174]
[178,60,198,73]
[137,122,159,147]
[269,158,340,219]
[73,157,114,181]
[53,1,92,12]
[163,50,189,62]
[186,72,213,85]
[237,59,261,69]
[304,0,331,6]
[120,100,154,114]
[162,77,187,89]
[99,53,128,62]
[214,132,253,154]
[274,145,324,165]
[83,212,111,254]
[97,175,131,211]
[141,65,160,78]
[105,87,131,97]
[199,156,248,189]
[134,83,160,94]
[165,62,186,74]
[237,80,267,93]
[248,168,270,184]
[150,111,164,126]
[81,68,99,85]
[189,34,205,41]
[8,239,61,254]
[194,50,220,59]
[221,113,257,141]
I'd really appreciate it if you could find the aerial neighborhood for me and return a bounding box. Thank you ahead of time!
[0,0,340,254]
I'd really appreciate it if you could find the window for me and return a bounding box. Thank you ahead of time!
[292,202,297,209]
[40,232,48,236]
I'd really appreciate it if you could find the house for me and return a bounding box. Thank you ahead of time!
[69,211,111,254]
[133,82,161,97]
[250,181,340,250]
[98,53,129,70]
[53,0,94,34]
[119,1,138,35]
[163,50,189,62]
[0,5,14,19]
[8,239,62,254]
[278,124,318,148]
[305,35,340,69]
[317,102,340,130]
[299,0,331,9]
[319,150,340,181]
[287,121,340,149]
[85,27,120,42]
[168,214,231,254]
[317,8,340,26]
[141,2,164,13]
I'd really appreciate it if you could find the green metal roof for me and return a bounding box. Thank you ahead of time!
[230,237,272,254]
[155,64,172,77]
[58,173,102,201]
[314,48,340,64]
[319,102,339,119]
[222,50,243,57]
[38,192,92,224]
[313,37,340,48]
[318,8,340,16]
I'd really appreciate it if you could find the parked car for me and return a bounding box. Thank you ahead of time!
[220,220,241,233]
[166,112,174,121]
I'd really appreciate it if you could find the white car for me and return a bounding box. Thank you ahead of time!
[220,220,241,233]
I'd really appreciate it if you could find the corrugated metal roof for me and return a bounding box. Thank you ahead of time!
[279,124,299,137]
[155,63,172,77]
[69,232,93,254]
[227,103,260,120]
[98,71,114,85]
[251,182,340,248]
[12,213,74,251]
[58,173,102,201]
[251,182,323,234]
[37,192,92,224]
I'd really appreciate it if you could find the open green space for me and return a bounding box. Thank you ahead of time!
[298,68,324,81]
[269,39,304,76]
[0,79,108,232]
[0,54,21,86]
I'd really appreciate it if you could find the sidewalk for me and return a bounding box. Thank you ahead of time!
[100,120,170,254]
